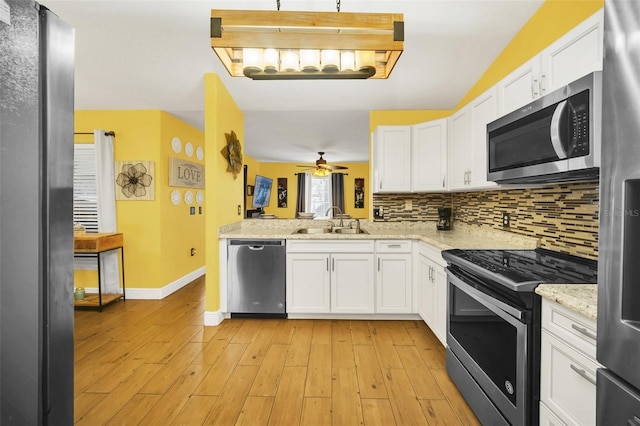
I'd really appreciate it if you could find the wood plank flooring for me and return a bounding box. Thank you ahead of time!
[74,276,479,425]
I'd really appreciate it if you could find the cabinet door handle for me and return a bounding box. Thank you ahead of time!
[332,258,335,272]
[570,364,596,386]
[387,244,402,248]
[540,74,546,93]
[442,176,445,188]
[571,324,597,341]
[327,258,329,271]
[378,258,381,271]
[428,266,433,281]
[532,76,539,97]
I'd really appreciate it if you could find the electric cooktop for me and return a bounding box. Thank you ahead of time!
[441,248,598,292]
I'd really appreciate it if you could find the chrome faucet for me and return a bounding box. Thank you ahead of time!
[352,218,360,232]
[325,206,344,227]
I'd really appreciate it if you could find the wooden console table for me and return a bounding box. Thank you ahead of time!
[74,232,125,311]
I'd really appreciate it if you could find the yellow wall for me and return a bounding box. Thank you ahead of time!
[159,112,206,283]
[74,110,205,290]
[204,74,245,312]
[252,162,370,219]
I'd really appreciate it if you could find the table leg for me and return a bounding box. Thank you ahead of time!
[97,252,103,312]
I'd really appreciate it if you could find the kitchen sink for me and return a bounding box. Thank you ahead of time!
[292,227,368,235]
[293,228,332,234]
[333,228,368,234]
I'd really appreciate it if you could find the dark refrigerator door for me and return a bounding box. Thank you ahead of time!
[0,1,74,424]
[598,0,640,420]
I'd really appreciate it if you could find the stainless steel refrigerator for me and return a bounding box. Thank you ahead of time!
[0,1,74,423]
[597,0,640,422]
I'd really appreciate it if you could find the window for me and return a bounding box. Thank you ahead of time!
[73,144,98,269]
[306,175,333,217]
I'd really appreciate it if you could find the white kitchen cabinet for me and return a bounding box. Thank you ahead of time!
[448,105,471,190]
[540,298,601,426]
[286,240,375,314]
[286,253,331,313]
[411,119,448,191]
[375,240,412,314]
[415,242,447,346]
[331,253,375,314]
[540,9,603,95]
[497,56,542,115]
[469,88,499,189]
[498,9,603,115]
[372,121,447,193]
[448,88,499,191]
[372,126,412,193]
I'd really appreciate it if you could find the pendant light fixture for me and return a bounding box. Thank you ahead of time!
[210,0,404,80]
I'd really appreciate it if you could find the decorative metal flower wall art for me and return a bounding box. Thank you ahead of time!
[115,161,155,200]
[220,130,243,179]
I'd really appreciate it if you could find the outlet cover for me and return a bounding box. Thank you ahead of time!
[404,200,412,211]
[502,212,510,227]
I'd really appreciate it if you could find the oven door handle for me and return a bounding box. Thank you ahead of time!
[448,270,525,321]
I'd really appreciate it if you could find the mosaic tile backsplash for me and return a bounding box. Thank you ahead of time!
[372,180,599,259]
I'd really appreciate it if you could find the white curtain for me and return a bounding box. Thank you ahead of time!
[94,130,120,293]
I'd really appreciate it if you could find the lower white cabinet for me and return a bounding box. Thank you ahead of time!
[415,242,447,346]
[286,241,375,314]
[375,240,412,313]
[540,299,600,426]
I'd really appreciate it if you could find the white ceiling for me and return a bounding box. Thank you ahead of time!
[39,0,544,164]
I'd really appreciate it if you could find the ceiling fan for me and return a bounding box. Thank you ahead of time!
[296,152,348,176]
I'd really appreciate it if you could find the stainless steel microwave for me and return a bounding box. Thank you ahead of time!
[487,71,602,184]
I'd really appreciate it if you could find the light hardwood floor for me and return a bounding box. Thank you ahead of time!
[74,276,479,425]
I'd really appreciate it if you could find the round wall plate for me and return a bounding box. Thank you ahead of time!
[196,146,204,161]
[184,190,193,205]
[171,136,181,153]
[171,189,181,205]
[196,191,204,205]
[185,142,193,157]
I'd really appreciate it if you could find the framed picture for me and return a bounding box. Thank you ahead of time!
[277,178,287,208]
[354,178,364,208]
[246,185,254,196]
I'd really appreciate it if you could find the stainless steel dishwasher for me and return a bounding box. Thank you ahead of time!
[227,239,286,318]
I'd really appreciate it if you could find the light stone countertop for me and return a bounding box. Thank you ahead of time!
[535,284,598,320]
[218,219,540,251]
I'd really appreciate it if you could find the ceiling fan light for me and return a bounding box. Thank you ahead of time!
[263,48,279,73]
[312,168,330,177]
[321,50,340,73]
[300,49,320,72]
[242,48,264,74]
[341,50,355,71]
[281,49,300,72]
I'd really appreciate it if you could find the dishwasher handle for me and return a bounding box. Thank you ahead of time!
[228,239,285,247]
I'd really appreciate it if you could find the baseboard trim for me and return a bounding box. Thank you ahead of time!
[204,310,225,326]
[83,266,206,300]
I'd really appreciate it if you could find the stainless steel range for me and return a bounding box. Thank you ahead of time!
[442,248,598,425]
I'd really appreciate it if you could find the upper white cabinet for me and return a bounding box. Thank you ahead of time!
[447,106,471,190]
[372,121,447,193]
[448,88,499,191]
[498,56,542,116]
[498,9,603,115]
[372,126,412,193]
[412,119,448,192]
[540,9,603,94]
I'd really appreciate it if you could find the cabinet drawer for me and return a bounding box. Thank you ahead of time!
[287,240,375,253]
[540,330,600,426]
[375,240,411,253]
[542,298,596,358]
